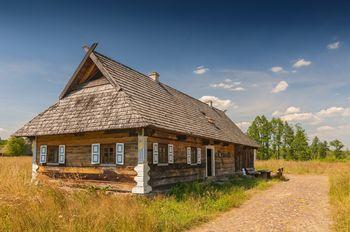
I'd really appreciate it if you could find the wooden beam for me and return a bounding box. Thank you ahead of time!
[89,52,121,91]
[59,43,98,100]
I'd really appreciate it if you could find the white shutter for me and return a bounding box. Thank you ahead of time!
[187,147,191,164]
[197,148,201,164]
[153,143,158,164]
[116,143,124,165]
[168,144,174,164]
[40,145,47,164]
[58,145,65,164]
[91,144,100,164]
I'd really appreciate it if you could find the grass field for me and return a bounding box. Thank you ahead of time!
[256,160,350,232]
[0,157,275,232]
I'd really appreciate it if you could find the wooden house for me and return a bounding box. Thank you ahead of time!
[15,43,258,194]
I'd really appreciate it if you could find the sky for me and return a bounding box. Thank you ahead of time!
[0,0,350,147]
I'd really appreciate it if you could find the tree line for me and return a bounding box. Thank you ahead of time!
[247,115,348,160]
[0,137,31,156]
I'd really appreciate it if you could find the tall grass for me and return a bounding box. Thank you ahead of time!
[0,157,275,232]
[256,159,350,232]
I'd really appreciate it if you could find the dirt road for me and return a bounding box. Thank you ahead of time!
[190,175,331,232]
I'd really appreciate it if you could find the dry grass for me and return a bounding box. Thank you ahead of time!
[256,159,350,232]
[0,157,275,232]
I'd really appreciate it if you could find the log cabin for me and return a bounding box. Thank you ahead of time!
[14,43,258,194]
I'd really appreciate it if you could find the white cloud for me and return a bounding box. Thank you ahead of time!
[281,112,320,123]
[285,106,301,114]
[316,106,346,118]
[271,81,288,93]
[210,79,246,91]
[199,96,236,110]
[270,66,287,74]
[0,128,6,132]
[236,121,251,132]
[272,110,281,116]
[327,41,341,50]
[193,66,209,75]
[317,126,335,132]
[292,59,312,68]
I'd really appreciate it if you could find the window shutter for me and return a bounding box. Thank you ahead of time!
[58,145,65,164]
[168,144,174,164]
[187,147,191,164]
[197,148,201,164]
[153,143,158,164]
[116,143,124,165]
[40,145,47,164]
[91,144,100,164]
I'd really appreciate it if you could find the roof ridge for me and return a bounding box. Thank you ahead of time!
[93,51,225,114]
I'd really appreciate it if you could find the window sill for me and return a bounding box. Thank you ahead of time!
[190,163,199,166]
[99,164,117,167]
[46,163,60,166]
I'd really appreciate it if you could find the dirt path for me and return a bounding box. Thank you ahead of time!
[190,175,332,232]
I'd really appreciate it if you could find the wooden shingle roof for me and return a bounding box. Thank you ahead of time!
[14,45,258,148]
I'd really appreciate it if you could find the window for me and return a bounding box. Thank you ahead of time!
[158,143,168,164]
[100,144,115,164]
[191,147,198,164]
[47,145,59,164]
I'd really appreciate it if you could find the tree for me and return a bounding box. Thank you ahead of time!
[281,122,294,160]
[247,115,271,160]
[4,137,28,156]
[330,139,345,159]
[291,125,310,160]
[318,141,329,159]
[310,136,320,159]
[270,118,284,159]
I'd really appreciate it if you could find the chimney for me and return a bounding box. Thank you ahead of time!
[149,72,160,82]
[82,45,90,53]
[208,100,213,108]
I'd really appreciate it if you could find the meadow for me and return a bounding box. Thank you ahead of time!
[256,159,350,232]
[0,157,275,232]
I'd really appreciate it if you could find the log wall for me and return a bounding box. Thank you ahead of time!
[35,130,138,191]
[147,130,236,190]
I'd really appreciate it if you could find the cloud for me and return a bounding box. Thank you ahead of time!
[193,66,209,75]
[317,126,335,132]
[199,96,236,110]
[236,121,251,132]
[327,41,341,50]
[315,106,350,118]
[285,106,301,114]
[272,106,300,116]
[280,112,320,123]
[292,59,312,68]
[0,128,6,132]
[270,66,289,74]
[210,79,245,91]
[271,81,288,93]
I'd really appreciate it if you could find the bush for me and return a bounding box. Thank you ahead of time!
[3,137,30,156]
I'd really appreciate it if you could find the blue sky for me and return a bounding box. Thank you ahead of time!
[0,0,350,147]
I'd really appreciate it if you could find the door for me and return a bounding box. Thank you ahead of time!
[207,148,212,176]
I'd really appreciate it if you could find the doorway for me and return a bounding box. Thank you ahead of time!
[206,146,215,177]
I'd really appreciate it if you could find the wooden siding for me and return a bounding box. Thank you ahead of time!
[147,130,236,190]
[35,130,138,191]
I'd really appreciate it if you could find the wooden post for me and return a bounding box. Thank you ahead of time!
[31,137,39,184]
[132,129,152,194]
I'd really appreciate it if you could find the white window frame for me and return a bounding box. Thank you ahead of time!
[39,145,47,164]
[116,143,124,165]
[153,143,159,164]
[168,144,174,164]
[58,145,65,164]
[91,143,100,164]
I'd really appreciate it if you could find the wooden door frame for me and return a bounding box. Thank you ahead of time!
[205,145,215,177]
